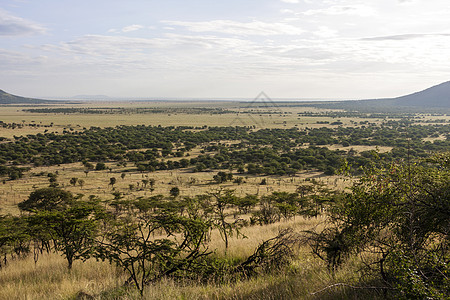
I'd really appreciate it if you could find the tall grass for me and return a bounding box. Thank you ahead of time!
[0,252,123,299]
[0,217,386,299]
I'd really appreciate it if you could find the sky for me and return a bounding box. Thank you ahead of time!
[1,0,450,99]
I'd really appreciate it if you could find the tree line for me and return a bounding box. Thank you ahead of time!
[0,123,448,180]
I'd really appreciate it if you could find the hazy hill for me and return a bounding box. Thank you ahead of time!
[391,81,450,108]
[282,81,450,113]
[0,90,56,104]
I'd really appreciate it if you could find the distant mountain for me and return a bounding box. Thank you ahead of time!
[391,81,450,108]
[0,89,55,104]
[278,81,450,113]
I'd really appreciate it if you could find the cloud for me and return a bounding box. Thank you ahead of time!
[302,4,376,17]
[361,33,450,41]
[314,26,339,38]
[0,48,47,71]
[280,0,299,3]
[0,9,45,36]
[280,9,295,14]
[108,24,145,33]
[121,24,144,32]
[162,20,304,36]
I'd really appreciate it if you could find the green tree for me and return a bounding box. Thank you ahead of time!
[19,187,74,212]
[142,179,149,188]
[78,179,85,189]
[213,171,233,184]
[19,188,103,269]
[307,152,450,298]
[109,177,116,188]
[95,162,106,171]
[169,187,180,198]
[48,173,58,187]
[0,215,30,265]
[207,189,244,250]
[95,197,211,296]
[69,177,78,187]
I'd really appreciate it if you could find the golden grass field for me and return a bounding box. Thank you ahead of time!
[0,101,355,213]
[0,155,349,216]
[0,101,400,138]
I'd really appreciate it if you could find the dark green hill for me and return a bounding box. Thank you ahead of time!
[0,89,56,104]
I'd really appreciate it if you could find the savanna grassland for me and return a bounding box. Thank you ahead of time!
[0,100,449,299]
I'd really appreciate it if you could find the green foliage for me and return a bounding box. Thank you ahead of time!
[207,189,246,250]
[95,197,212,295]
[19,187,74,212]
[69,177,78,186]
[26,198,103,269]
[109,177,116,187]
[307,152,450,297]
[169,187,180,198]
[19,188,103,269]
[95,162,106,171]
[1,122,449,181]
[0,215,30,265]
[213,171,233,183]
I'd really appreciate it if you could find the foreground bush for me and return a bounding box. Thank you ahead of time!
[307,152,450,298]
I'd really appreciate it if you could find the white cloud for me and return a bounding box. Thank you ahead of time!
[121,24,144,32]
[302,4,376,17]
[361,33,450,41]
[162,20,304,36]
[108,25,145,33]
[280,9,295,14]
[280,0,299,3]
[0,48,47,67]
[313,26,339,38]
[0,9,45,36]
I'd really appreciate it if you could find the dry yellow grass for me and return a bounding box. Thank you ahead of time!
[0,215,381,300]
[0,252,124,300]
[0,101,394,139]
[0,159,348,215]
[0,217,343,300]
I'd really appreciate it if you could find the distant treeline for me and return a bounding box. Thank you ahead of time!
[0,121,448,180]
[23,107,295,115]
[23,107,238,115]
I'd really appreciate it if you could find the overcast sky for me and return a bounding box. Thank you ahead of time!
[1,0,449,99]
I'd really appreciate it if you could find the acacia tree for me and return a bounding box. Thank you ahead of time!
[207,189,245,250]
[0,215,30,266]
[69,177,78,187]
[19,188,103,269]
[109,177,116,188]
[307,152,450,298]
[78,179,85,189]
[95,196,211,296]
[19,187,74,211]
[169,187,180,198]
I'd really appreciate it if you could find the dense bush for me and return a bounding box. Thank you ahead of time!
[306,152,450,298]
